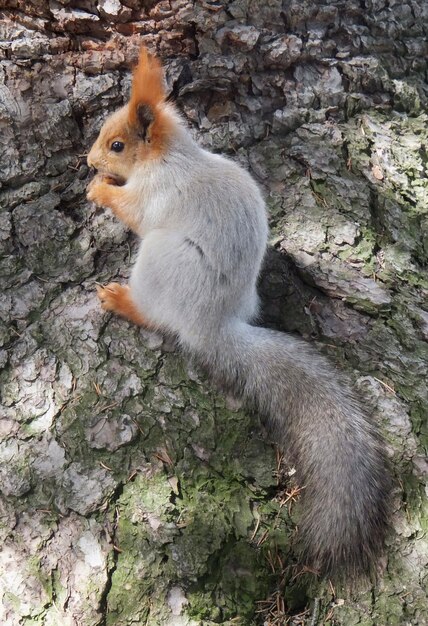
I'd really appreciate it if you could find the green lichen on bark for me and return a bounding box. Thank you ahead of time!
[1,0,427,624]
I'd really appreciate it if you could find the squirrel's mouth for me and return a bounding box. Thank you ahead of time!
[104,173,127,187]
[93,168,127,187]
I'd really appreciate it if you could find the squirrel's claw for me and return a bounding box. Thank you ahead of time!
[96,282,129,312]
[95,282,149,327]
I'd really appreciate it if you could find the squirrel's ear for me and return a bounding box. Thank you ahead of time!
[128,47,165,141]
[135,103,155,141]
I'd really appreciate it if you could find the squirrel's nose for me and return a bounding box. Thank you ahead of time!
[87,147,99,171]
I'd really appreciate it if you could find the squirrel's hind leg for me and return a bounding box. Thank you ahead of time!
[96,283,154,328]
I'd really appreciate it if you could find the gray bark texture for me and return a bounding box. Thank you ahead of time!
[0,1,427,624]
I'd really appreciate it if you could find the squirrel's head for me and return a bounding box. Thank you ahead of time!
[87,47,173,184]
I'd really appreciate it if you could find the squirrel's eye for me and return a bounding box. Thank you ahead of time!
[111,141,125,153]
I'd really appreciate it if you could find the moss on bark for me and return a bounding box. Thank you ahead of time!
[0,1,427,624]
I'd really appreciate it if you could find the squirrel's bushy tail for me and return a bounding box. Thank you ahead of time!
[196,321,390,577]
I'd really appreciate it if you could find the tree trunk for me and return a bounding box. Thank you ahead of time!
[0,1,427,624]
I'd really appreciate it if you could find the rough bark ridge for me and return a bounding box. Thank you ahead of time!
[0,1,427,624]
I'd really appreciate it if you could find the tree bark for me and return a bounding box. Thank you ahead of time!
[0,1,427,624]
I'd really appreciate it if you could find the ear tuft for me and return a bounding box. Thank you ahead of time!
[128,46,165,131]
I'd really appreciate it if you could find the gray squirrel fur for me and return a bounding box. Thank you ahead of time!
[87,62,391,579]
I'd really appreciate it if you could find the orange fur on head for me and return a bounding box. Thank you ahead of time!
[128,47,173,155]
[87,47,175,183]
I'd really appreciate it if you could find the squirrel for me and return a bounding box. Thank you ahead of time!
[87,47,391,579]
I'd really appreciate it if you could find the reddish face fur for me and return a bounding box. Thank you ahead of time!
[87,47,173,183]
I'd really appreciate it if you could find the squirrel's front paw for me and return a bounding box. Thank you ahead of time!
[96,282,130,313]
[87,175,104,205]
[87,175,114,207]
